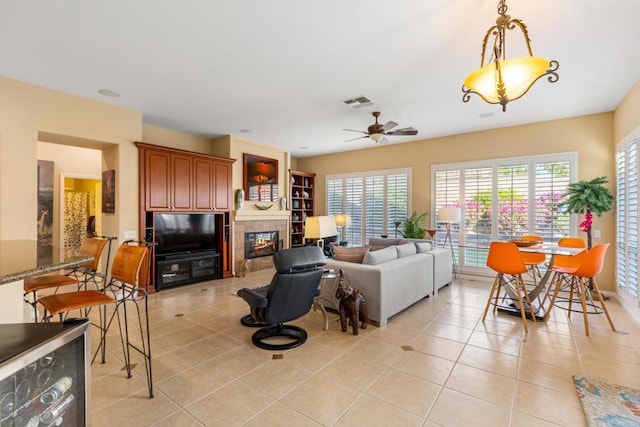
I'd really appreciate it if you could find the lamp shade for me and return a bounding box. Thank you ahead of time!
[438,207,461,222]
[463,56,552,104]
[304,216,338,239]
[369,133,384,143]
[334,214,352,227]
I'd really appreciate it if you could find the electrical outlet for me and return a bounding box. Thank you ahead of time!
[123,230,136,240]
[593,229,601,238]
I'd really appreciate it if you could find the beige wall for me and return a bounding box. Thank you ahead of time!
[614,79,640,143]
[141,124,213,154]
[218,135,290,211]
[297,113,619,288]
[37,142,102,246]
[0,77,142,244]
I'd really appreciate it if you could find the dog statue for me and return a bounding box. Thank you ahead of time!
[335,269,368,335]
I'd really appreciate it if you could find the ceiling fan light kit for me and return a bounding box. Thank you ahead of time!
[343,111,418,144]
[461,0,559,111]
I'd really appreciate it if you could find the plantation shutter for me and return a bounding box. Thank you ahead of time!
[533,161,570,243]
[387,173,409,238]
[365,176,384,243]
[432,153,576,273]
[464,167,493,267]
[326,169,410,246]
[344,177,364,246]
[616,140,639,300]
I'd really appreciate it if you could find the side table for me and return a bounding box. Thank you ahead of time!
[313,269,339,331]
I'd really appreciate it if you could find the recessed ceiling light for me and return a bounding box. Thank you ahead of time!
[98,89,120,98]
[479,112,495,118]
[240,129,251,133]
[299,146,309,150]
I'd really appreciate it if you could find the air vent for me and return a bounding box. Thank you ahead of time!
[342,95,374,109]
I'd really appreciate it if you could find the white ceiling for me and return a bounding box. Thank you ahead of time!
[1,1,639,157]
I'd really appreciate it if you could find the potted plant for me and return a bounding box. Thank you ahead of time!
[401,211,428,239]
[561,176,614,249]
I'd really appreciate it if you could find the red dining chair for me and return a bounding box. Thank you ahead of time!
[544,243,614,336]
[483,241,537,333]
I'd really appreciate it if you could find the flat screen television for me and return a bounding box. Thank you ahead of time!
[154,213,217,255]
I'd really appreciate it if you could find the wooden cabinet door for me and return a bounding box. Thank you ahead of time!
[145,150,171,211]
[171,154,193,211]
[193,158,214,211]
[214,161,231,210]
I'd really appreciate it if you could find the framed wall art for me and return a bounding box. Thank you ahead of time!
[243,154,278,202]
[102,169,115,213]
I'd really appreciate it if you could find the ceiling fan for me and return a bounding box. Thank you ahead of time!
[343,111,418,143]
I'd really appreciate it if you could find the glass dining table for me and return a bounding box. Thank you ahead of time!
[497,243,586,320]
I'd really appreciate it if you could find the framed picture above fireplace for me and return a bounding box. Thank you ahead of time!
[243,154,278,202]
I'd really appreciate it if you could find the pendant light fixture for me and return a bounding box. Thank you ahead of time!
[461,0,559,111]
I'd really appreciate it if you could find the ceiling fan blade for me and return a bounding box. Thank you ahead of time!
[387,127,418,136]
[342,128,368,134]
[378,136,390,144]
[344,135,369,142]
[382,121,398,132]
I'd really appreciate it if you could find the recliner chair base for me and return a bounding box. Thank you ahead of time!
[252,324,307,350]
[240,314,263,327]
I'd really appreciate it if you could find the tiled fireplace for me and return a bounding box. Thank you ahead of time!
[233,219,288,274]
[244,230,279,260]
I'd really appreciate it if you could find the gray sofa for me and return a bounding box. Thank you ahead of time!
[323,238,452,326]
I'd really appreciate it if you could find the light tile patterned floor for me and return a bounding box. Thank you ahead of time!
[87,271,640,426]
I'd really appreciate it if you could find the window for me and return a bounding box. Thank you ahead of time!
[432,153,576,273]
[616,136,639,306]
[327,169,410,246]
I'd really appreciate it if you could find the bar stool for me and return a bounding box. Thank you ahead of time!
[483,241,537,333]
[544,243,614,336]
[23,236,116,321]
[38,242,154,397]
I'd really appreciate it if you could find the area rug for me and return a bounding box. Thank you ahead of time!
[573,375,640,426]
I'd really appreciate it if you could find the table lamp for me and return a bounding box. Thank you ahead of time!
[304,216,337,248]
[334,214,351,246]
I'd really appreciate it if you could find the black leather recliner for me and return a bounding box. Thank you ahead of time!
[237,246,326,350]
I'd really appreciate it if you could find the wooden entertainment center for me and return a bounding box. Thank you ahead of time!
[136,142,235,291]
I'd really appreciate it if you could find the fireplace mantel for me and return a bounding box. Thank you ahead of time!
[234,209,290,222]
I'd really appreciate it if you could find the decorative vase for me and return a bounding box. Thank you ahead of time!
[236,189,244,210]
[280,197,287,210]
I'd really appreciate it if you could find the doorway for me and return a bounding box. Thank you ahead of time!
[59,174,102,257]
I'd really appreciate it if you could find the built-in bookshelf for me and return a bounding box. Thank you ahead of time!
[290,170,315,247]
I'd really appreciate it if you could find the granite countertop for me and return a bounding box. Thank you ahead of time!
[0,240,93,285]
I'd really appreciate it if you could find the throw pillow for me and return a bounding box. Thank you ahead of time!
[396,242,417,258]
[362,246,397,265]
[334,246,369,263]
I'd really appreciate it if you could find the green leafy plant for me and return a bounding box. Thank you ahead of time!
[401,211,428,239]
[561,176,614,249]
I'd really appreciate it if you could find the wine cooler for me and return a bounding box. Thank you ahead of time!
[0,319,90,426]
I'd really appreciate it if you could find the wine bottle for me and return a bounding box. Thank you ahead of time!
[40,394,74,425]
[39,376,72,404]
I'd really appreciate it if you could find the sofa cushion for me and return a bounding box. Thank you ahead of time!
[367,237,402,247]
[396,242,417,258]
[333,246,369,263]
[362,246,397,265]
[415,241,433,253]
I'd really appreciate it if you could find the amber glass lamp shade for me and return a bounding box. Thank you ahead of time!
[463,56,552,105]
